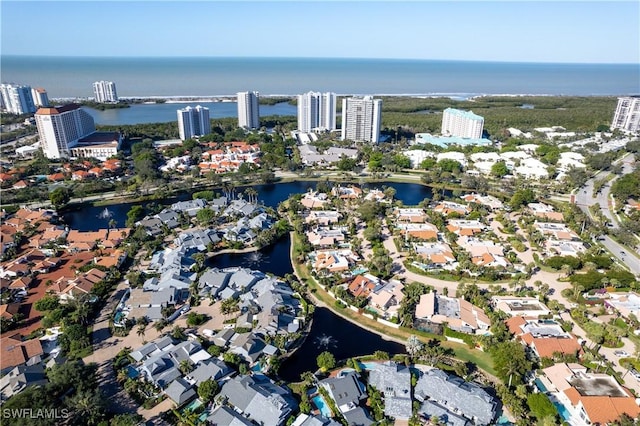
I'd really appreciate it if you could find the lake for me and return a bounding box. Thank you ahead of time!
[84,101,297,125]
[63,181,437,231]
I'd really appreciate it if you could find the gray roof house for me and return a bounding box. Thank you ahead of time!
[414,368,496,425]
[130,336,176,362]
[418,400,470,426]
[206,406,253,426]
[138,217,164,237]
[198,269,231,297]
[184,358,232,386]
[139,353,181,388]
[228,268,261,291]
[164,377,196,406]
[155,210,181,229]
[219,374,298,426]
[229,332,268,363]
[224,199,259,217]
[212,328,236,347]
[148,247,196,274]
[171,199,207,217]
[320,372,372,426]
[176,229,220,251]
[0,364,47,402]
[291,413,342,426]
[367,361,412,420]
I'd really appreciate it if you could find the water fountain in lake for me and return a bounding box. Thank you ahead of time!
[314,334,337,349]
[98,207,113,219]
[246,251,266,267]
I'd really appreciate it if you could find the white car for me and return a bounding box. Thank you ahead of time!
[614,350,630,357]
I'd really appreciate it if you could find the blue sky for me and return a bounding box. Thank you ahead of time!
[2,1,639,63]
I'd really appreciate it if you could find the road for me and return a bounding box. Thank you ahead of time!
[574,153,640,275]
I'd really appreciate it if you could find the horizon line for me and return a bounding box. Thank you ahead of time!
[2,54,638,66]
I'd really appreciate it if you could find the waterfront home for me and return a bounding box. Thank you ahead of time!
[301,191,329,209]
[506,317,582,360]
[155,210,181,229]
[319,372,372,426]
[364,189,389,203]
[367,361,412,420]
[414,368,497,425]
[446,220,486,236]
[223,199,259,218]
[171,199,207,217]
[290,413,341,426]
[331,185,362,200]
[541,363,640,425]
[347,274,379,298]
[137,217,165,237]
[219,374,298,426]
[148,247,196,274]
[415,293,491,334]
[461,193,504,210]
[229,332,277,364]
[175,228,220,251]
[368,280,404,318]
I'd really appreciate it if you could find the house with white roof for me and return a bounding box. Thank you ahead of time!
[415,293,491,334]
[436,152,467,167]
[514,158,549,179]
[402,149,435,168]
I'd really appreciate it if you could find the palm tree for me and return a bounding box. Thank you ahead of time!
[179,360,193,374]
[136,324,146,341]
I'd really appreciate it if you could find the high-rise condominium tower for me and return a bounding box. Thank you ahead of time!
[31,88,49,107]
[0,83,36,114]
[36,104,96,159]
[611,96,640,133]
[237,91,260,129]
[93,81,118,103]
[441,108,484,139]
[297,91,337,132]
[177,105,211,140]
[341,96,382,143]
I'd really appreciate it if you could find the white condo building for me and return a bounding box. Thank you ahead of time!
[237,91,260,129]
[35,104,96,159]
[611,96,640,132]
[0,83,36,114]
[297,91,336,132]
[177,105,211,140]
[31,88,49,107]
[92,81,118,103]
[341,96,382,143]
[441,108,484,139]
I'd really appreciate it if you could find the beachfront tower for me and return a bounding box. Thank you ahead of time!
[341,96,382,143]
[36,104,96,159]
[441,108,484,139]
[297,91,337,132]
[31,88,49,107]
[0,83,36,114]
[237,91,260,129]
[612,96,640,133]
[177,105,211,140]
[92,81,118,103]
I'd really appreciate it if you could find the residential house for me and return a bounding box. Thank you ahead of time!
[306,211,341,226]
[414,242,457,269]
[534,222,580,241]
[397,223,439,241]
[414,368,497,425]
[394,208,427,223]
[219,374,298,426]
[347,274,379,298]
[206,406,254,426]
[301,191,329,209]
[458,237,509,268]
[0,364,47,402]
[604,292,640,321]
[164,377,196,406]
[528,203,564,221]
[541,363,640,425]
[368,280,404,318]
[434,201,471,216]
[311,249,359,275]
[184,358,232,386]
[319,372,372,426]
[461,193,504,210]
[331,185,362,199]
[306,228,345,247]
[0,334,44,374]
[367,361,412,420]
[415,293,490,334]
[491,296,551,317]
[507,317,582,360]
[170,199,207,217]
[446,220,486,236]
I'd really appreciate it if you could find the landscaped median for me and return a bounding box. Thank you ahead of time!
[289,231,497,378]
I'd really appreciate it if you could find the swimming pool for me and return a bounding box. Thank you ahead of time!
[553,401,572,422]
[534,378,549,393]
[312,395,332,417]
[184,398,203,412]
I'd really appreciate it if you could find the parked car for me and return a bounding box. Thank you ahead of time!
[614,350,629,357]
[630,369,640,380]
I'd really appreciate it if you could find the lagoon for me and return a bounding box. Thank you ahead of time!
[84,101,297,126]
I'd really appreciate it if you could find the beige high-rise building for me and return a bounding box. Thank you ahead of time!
[237,91,260,129]
[35,104,96,159]
[340,96,382,143]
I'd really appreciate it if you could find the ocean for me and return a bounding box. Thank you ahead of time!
[2,56,638,99]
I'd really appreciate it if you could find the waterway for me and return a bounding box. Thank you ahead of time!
[63,181,437,231]
[84,101,297,126]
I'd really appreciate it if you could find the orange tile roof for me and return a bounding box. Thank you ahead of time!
[0,335,44,371]
[531,336,582,358]
[505,316,527,335]
[407,230,438,240]
[348,275,377,297]
[564,388,640,424]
